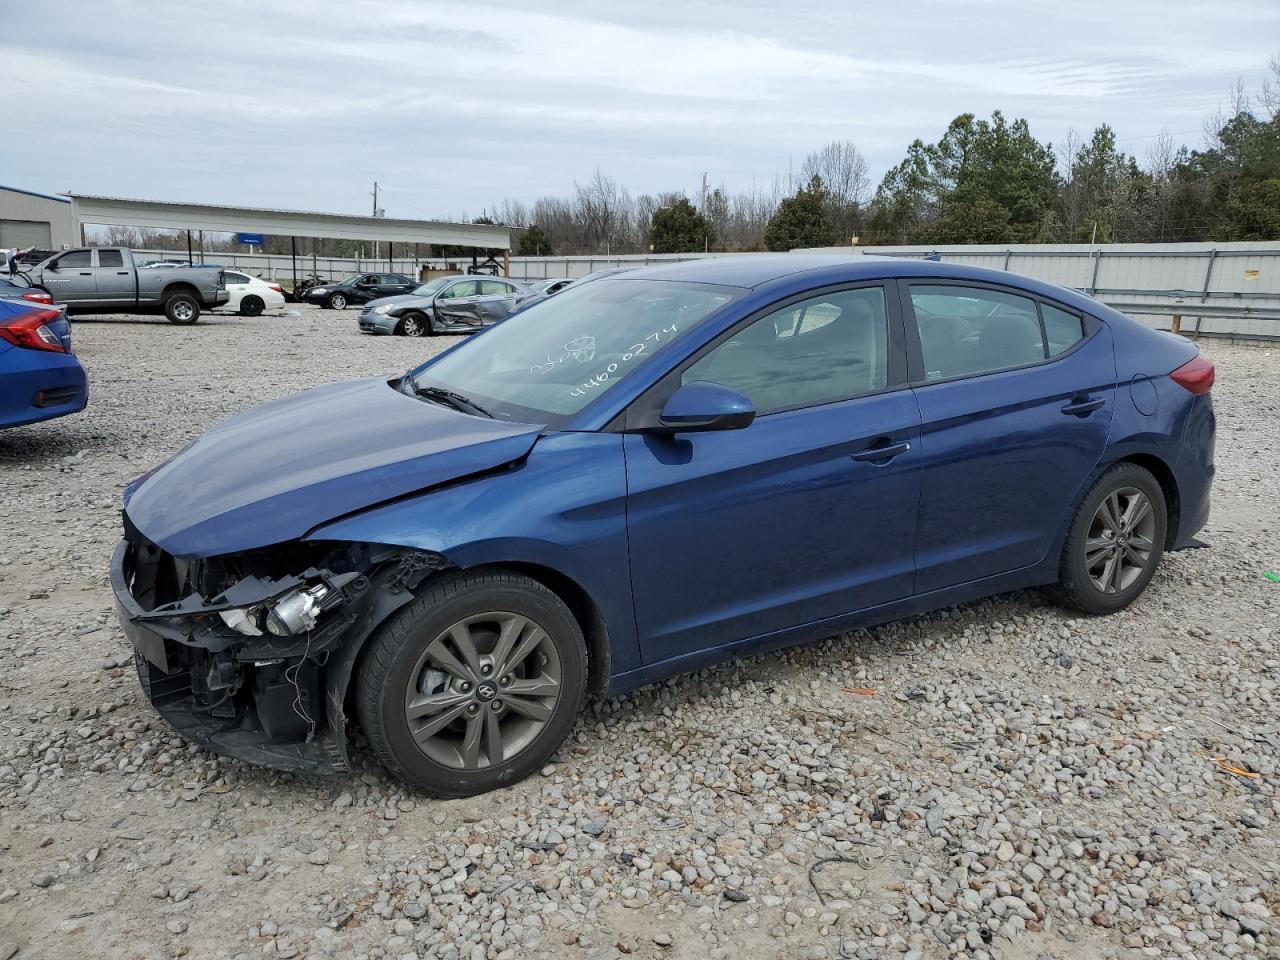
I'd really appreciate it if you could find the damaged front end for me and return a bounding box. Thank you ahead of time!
[111,527,447,775]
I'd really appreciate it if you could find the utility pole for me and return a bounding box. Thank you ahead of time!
[699,172,708,212]
[372,182,380,260]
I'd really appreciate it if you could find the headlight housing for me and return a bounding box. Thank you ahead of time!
[374,305,391,314]
[311,288,328,296]
[218,583,331,637]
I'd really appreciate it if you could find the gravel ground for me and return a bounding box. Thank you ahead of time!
[0,304,1277,960]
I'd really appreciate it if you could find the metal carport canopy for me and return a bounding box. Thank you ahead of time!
[67,194,511,249]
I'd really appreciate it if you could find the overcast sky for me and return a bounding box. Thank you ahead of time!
[2,0,1276,223]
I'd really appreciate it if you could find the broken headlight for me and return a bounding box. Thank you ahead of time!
[218,583,332,637]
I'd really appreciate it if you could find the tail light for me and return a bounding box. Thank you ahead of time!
[21,290,53,304]
[0,307,66,352]
[268,283,282,293]
[1170,355,1214,395]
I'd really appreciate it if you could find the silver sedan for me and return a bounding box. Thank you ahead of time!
[358,276,528,337]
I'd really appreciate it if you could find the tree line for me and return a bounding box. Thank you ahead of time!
[502,55,1279,255]
[97,56,1277,259]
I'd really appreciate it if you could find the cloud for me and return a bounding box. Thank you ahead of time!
[0,0,1274,216]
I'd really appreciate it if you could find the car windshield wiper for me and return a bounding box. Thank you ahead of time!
[402,373,493,418]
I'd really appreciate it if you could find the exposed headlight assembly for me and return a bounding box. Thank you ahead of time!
[218,583,332,637]
[374,305,392,314]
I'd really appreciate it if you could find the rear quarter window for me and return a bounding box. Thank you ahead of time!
[1042,303,1085,356]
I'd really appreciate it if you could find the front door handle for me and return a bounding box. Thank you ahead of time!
[850,440,911,463]
[79,272,92,276]
[1062,396,1106,417]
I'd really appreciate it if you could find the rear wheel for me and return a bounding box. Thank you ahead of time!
[328,293,348,310]
[164,293,200,325]
[239,295,264,317]
[356,569,586,797]
[398,311,428,337]
[1056,463,1166,614]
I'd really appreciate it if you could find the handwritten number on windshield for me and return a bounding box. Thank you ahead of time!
[568,324,678,398]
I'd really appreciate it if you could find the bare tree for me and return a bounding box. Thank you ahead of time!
[574,169,629,254]
[1057,126,1085,239]
[800,141,870,242]
[800,141,870,210]
[1258,52,1280,121]
[493,198,530,227]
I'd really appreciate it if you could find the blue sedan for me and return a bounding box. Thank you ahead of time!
[0,297,87,429]
[111,255,1214,796]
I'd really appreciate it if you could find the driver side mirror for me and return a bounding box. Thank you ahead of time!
[45,260,59,272]
[653,381,755,433]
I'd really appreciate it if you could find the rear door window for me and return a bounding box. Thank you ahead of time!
[96,249,124,267]
[909,285,1046,381]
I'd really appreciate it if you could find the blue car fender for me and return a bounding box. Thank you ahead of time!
[305,431,636,690]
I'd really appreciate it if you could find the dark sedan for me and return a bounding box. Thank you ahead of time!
[303,273,417,310]
[358,275,528,336]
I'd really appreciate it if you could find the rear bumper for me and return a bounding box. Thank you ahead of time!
[0,348,87,429]
[1172,394,1215,548]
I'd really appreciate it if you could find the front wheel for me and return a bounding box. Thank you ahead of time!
[327,293,348,310]
[165,293,200,325]
[1056,463,1167,615]
[356,569,586,797]
[398,311,428,337]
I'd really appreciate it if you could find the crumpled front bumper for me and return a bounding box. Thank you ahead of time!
[113,533,429,775]
[111,540,352,774]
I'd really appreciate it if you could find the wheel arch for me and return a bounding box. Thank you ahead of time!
[335,554,613,743]
[161,281,200,302]
[1045,448,1182,574]
[1113,452,1180,548]
[496,561,612,700]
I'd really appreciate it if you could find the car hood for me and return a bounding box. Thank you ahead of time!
[365,294,428,311]
[123,377,544,557]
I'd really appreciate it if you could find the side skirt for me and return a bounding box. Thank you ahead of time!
[606,562,1056,698]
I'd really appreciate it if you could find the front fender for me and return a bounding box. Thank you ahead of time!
[305,431,639,676]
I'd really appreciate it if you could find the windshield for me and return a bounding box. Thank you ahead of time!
[415,278,741,427]
[412,277,452,296]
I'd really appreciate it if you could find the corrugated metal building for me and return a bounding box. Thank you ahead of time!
[0,185,78,249]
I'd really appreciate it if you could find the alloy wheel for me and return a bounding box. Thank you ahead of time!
[173,301,195,321]
[402,612,563,770]
[402,315,424,337]
[330,294,347,309]
[1085,486,1156,594]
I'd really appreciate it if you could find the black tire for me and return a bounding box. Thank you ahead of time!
[398,311,429,337]
[239,295,265,317]
[327,293,348,310]
[1056,463,1167,615]
[356,568,587,797]
[164,292,200,325]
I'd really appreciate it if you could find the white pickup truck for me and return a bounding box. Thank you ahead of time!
[26,247,229,324]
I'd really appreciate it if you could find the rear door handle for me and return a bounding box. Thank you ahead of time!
[850,440,912,463]
[79,272,92,276]
[1062,396,1106,416]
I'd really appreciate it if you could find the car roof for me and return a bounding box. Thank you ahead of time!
[607,253,1100,313]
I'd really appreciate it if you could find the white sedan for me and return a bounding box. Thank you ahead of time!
[220,271,286,316]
